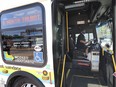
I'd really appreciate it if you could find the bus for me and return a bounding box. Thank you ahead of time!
[0,0,115,87]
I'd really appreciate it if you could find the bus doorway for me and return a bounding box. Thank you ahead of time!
[52,0,116,87]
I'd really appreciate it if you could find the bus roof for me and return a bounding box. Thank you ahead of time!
[0,0,48,12]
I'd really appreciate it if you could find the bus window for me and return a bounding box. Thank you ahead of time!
[96,21,113,50]
[1,4,46,67]
[75,33,94,44]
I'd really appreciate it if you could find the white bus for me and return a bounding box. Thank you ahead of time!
[0,0,116,87]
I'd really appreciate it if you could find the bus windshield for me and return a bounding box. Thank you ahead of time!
[96,21,113,50]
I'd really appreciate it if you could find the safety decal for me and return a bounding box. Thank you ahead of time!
[4,51,14,61]
[34,51,43,63]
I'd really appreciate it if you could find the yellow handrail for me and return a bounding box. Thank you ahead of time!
[60,54,66,87]
[102,48,104,56]
[66,12,69,52]
[112,55,116,72]
[102,47,116,72]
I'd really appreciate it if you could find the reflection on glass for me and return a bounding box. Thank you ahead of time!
[2,27,44,64]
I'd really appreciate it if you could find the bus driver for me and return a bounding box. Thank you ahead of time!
[76,29,90,57]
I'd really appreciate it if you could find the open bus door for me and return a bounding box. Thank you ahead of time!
[52,0,116,87]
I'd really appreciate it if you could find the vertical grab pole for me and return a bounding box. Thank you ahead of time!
[66,12,69,52]
[60,12,69,87]
[112,55,116,72]
[60,55,66,87]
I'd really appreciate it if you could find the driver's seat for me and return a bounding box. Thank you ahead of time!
[73,49,86,58]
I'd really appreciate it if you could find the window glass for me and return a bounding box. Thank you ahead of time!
[1,4,46,67]
[75,33,94,43]
[96,21,113,50]
[84,34,88,41]
[89,33,93,39]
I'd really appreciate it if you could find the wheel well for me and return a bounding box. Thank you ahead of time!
[6,71,45,87]
[7,76,22,87]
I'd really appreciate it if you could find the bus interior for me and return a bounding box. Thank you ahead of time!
[52,0,116,87]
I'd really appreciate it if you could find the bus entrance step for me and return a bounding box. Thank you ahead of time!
[70,75,107,87]
[72,58,91,67]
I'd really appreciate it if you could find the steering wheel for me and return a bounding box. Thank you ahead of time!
[86,38,96,46]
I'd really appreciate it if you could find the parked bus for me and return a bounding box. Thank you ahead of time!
[0,0,116,87]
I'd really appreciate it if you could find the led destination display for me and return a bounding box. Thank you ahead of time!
[1,6,43,29]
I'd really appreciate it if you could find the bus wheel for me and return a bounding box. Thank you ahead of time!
[12,77,41,87]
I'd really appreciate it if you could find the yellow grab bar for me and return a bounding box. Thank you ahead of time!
[60,54,66,87]
[112,55,116,72]
[66,12,69,52]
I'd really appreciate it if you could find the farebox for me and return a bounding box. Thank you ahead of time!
[90,51,100,72]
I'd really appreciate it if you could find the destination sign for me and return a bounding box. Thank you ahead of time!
[1,6,43,29]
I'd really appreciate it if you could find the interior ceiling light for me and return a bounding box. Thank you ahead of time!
[78,13,81,15]
[88,20,90,23]
[65,3,85,9]
[77,21,85,24]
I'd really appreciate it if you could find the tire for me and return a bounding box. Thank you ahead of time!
[12,77,42,87]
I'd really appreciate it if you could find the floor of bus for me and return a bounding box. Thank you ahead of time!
[65,61,108,87]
